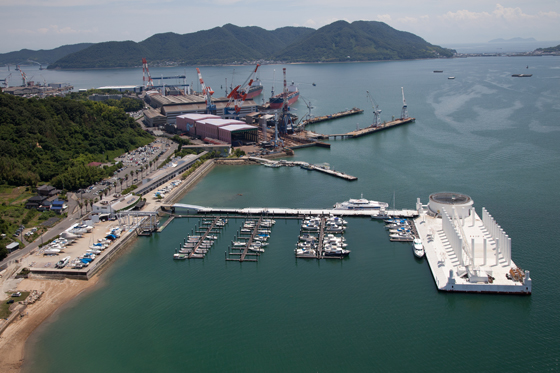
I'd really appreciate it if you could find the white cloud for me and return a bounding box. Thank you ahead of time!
[376,14,392,23]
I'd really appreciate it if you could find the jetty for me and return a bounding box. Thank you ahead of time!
[310,117,415,140]
[249,157,357,181]
[297,107,364,131]
[226,217,263,262]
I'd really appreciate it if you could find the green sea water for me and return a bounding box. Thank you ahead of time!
[24,57,560,372]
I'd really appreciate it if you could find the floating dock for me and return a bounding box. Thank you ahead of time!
[412,193,532,294]
[249,157,357,181]
[297,107,364,131]
[311,117,415,140]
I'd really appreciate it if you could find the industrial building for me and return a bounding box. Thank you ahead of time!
[176,114,221,135]
[176,115,258,145]
[97,85,143,93]
[145,93,257,126]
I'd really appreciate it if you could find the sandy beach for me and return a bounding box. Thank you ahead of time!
[0,277,100,372]
[0,157,216,372]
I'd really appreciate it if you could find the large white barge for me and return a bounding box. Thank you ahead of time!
[413,192,531,294]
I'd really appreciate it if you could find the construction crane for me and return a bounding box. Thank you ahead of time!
[296,96,314,129]
[142,58,154,90]
[19,67,27,87]
[366,90,382,126]
[1,73,12,88]
[279,67,294,134]
[196,67,216,115]
[226,64,260,114]
[401,87,408,119]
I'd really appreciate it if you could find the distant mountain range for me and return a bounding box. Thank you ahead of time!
[0,21,456,69]
[489,37,537,43]
[0,43,93,66]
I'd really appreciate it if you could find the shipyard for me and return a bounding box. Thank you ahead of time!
[0,54,548,373]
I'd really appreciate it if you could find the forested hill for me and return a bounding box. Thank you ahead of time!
[46,21,454,69]
[274,20,455,62]
[0,43,94,66]
[0,93,153,189]
[48,25,315,69]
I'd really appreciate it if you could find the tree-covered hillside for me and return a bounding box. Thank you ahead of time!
[48,25,315,69]
[0,93,153,189]
[0,43,94,66]
[275,21,455,62]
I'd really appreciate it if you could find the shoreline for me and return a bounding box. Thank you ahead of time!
[0,157,219,372]
[0,276,101,372]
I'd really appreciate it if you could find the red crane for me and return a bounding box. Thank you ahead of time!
[196,68,216,114]
[142,58,154,89]
[226,64,260,113]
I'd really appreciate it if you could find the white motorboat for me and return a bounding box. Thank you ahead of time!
[334,194,389,210]
[323,246,350,257]
[55,256,71,268]
[412,238,425,258]
[43,248,61,255]
[248,246,265,253]
[295,247,317,257]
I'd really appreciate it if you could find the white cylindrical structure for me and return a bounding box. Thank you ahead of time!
[483,238,487,266]
[495,238,500,265]
[428,192,473,218]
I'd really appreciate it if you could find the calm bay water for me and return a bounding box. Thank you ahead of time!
[23,57,560,372]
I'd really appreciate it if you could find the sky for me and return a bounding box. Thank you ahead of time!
[1,0,559,53]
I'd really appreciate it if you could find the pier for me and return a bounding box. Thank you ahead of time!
[311,117,415,139]
[226,217,262,262]
[297,107,364,131]
[249,157,358,181]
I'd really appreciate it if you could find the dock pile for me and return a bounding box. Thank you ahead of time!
[296,215,350,259]
[226,217,276,262]
[384,218,416,242]
[173,217,227,260]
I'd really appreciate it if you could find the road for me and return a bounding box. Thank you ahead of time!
[0,138,179,269]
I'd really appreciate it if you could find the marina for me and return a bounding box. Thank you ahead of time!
[11,56,556,373]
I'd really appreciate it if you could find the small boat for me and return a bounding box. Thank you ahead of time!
[55,256,71,268]
[248,246,265,253]
[412,238,425,258]
[173,253,187,260]
[448,77,455,79]
[264,163,281,168]
[512,74,532,77]
[433,70,443,73]
[295,247,317,257]
[323,246,350,257]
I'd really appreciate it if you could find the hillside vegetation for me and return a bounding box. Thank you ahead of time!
[49,24,315,69]
[47,21,454,69]
[275,21,455,62]
[0,43,94,66]
[0,92,153,189]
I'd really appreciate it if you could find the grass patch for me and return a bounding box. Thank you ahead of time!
[0,291,30,319]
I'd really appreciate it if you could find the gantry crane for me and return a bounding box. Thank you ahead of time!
[366,90,382,126]
[196,67,216,115]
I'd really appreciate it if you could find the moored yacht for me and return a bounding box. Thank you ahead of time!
[412,238,425,258]
[334,194,389,210]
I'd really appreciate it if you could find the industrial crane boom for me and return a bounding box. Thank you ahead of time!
[196,68,216,114]
[226,64,260,113]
